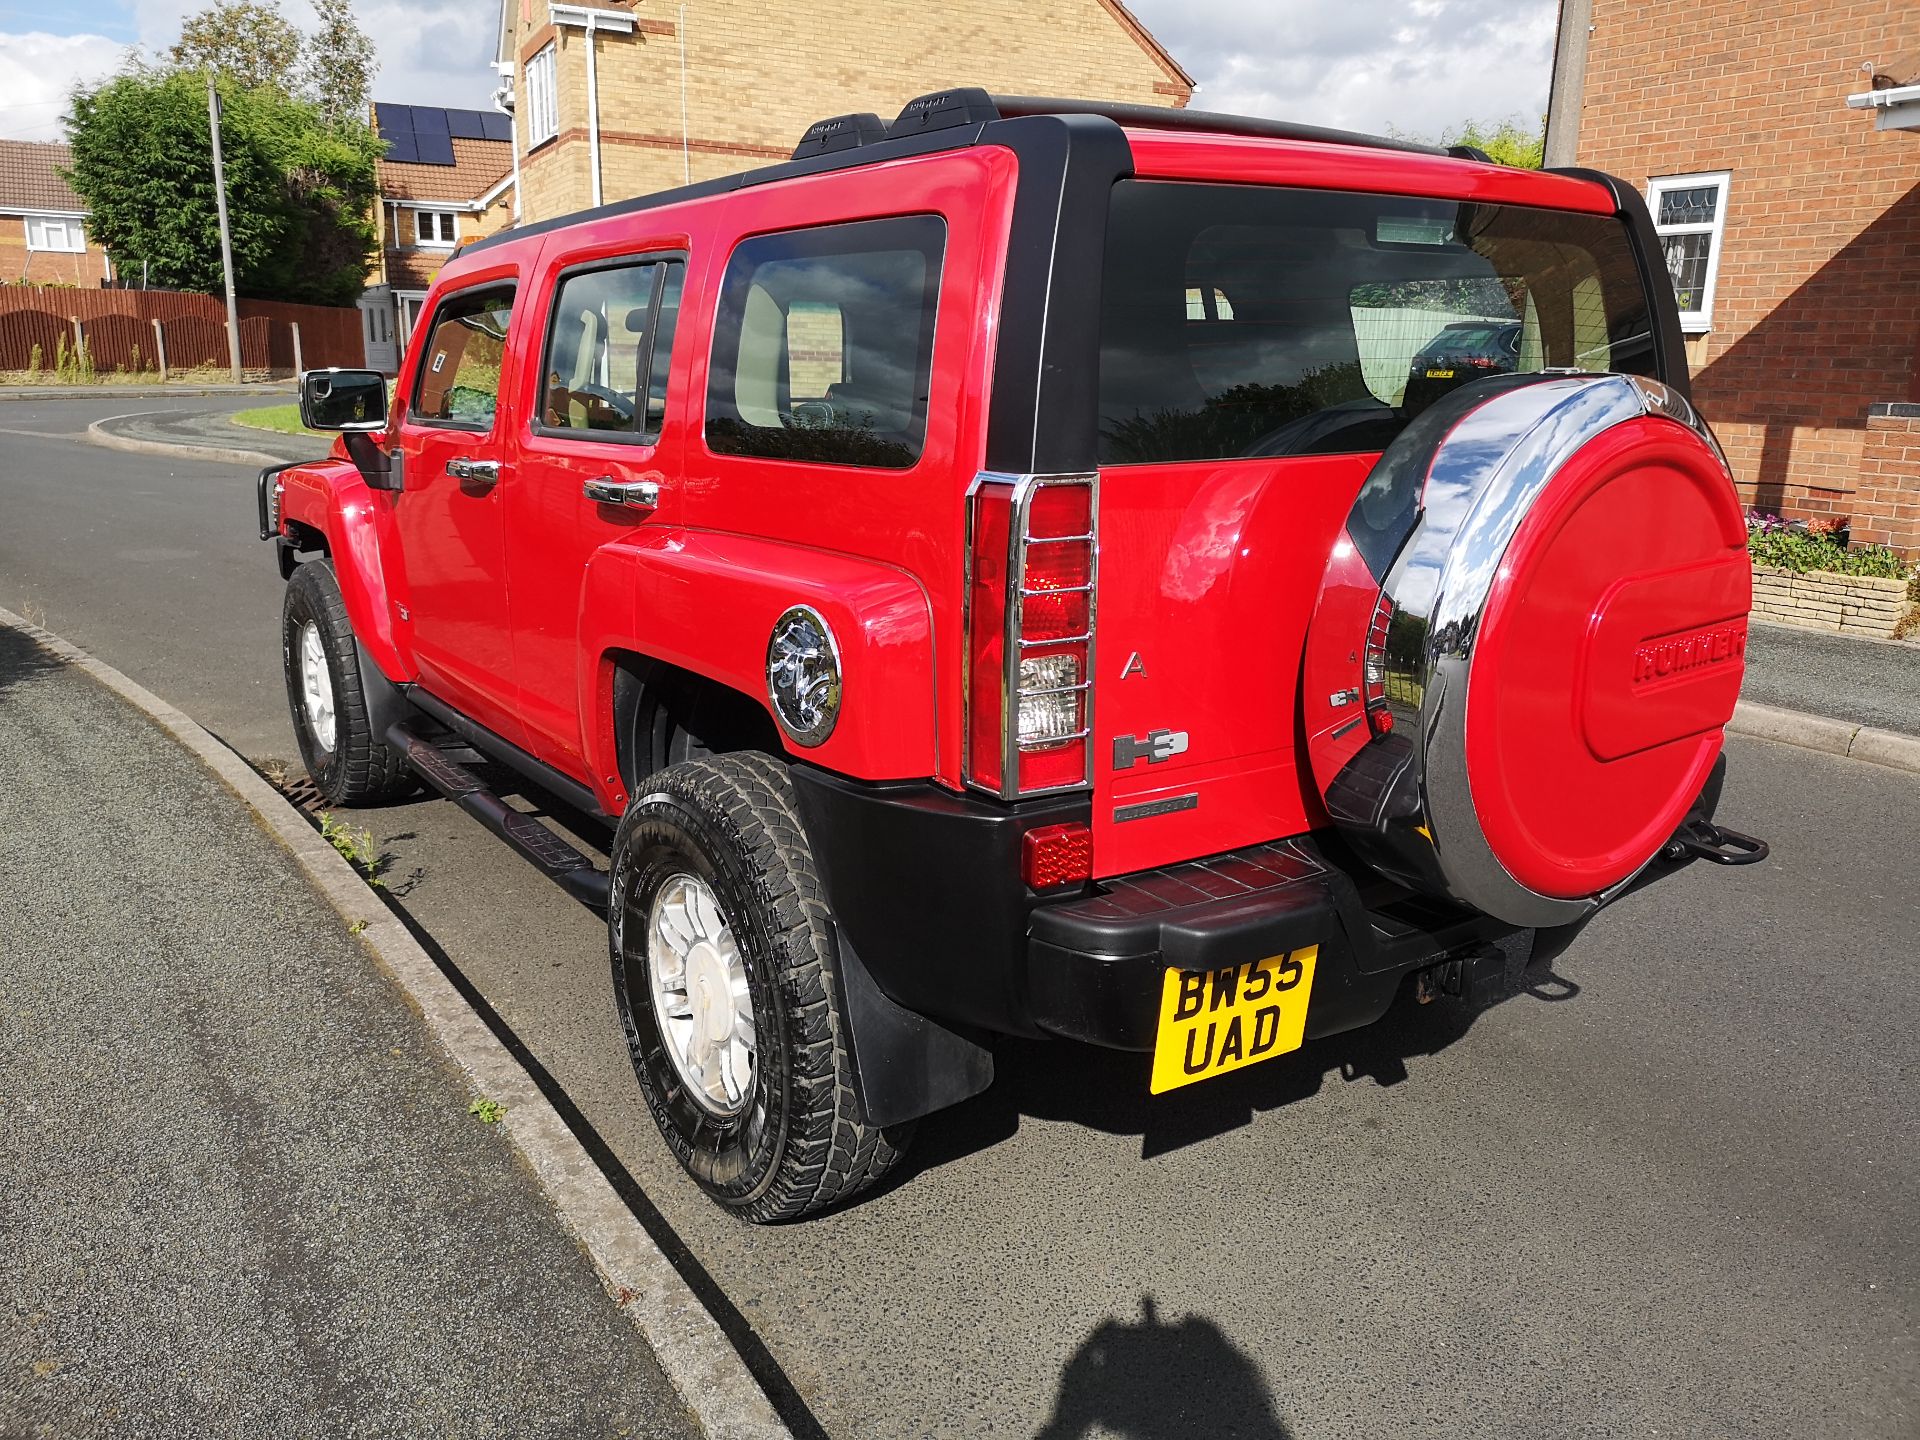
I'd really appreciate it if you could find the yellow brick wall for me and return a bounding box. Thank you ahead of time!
[505,0,1189,222]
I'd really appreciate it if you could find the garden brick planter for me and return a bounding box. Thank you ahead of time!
[1750,564,1910,638]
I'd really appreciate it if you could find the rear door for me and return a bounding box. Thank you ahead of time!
[1088,178,1662,876]
[389,279,523,740]
[508,245,689,773]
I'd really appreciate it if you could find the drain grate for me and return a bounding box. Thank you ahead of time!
[278,775,326,813]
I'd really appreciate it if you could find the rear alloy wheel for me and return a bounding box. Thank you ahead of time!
[281,559,411,807]
[609,753,911,1222]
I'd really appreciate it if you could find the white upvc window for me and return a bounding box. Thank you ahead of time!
[25,215,86,253]
[414,209,459,247]
[1648,171,1731,333]
[525,43,558,146]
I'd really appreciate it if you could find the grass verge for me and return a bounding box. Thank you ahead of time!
[231,402,324,438]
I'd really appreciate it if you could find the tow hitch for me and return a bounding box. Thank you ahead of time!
[1660,818,1769,867]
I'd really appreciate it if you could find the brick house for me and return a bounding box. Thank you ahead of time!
[364,103,517,369]
[0,140,111,288]
[1545,0,1920,556]
[490,0,1193,225]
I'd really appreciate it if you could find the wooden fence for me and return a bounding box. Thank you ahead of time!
[0,286,364,377]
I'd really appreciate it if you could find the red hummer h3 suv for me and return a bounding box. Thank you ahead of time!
[262,90,1766,1221]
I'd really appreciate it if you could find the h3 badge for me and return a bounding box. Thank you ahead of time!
[1113,729,1189,769]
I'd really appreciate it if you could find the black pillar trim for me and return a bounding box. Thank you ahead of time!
[981,114,1135,476]
[1549,165,1694,401]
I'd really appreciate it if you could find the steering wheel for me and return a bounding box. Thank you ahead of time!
[553,384,635,426]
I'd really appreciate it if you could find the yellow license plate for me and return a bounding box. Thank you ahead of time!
[1149,947,1317,1094]
[1425,367,1455,379]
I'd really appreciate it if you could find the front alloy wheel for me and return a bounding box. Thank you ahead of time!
[297,619,337,754]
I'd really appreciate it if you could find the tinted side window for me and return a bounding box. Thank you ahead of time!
[705,215,945,470]
[537,258,685,441]
[1097,182,1656,465]
[411,284,515,429]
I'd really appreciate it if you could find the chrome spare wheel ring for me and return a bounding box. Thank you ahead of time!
[647,873,756,1117]
[298,620,336,753]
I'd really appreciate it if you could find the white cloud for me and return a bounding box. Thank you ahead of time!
[1128,0,1559,143]
[0,32,131,142]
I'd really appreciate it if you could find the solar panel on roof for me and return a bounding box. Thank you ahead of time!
[412,107,451,137]
[377,103,412,137]
[446,109,487,140]
[480,112,512,142]
[385,132,420,163]
[415,132,455,165]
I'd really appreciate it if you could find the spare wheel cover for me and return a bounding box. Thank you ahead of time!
[1339,374,1748,927]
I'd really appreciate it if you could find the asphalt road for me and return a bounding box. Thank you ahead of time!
[0,623,695,1439]
[3,396,1916,1438]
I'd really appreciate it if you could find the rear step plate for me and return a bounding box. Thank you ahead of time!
[391,726,610,911]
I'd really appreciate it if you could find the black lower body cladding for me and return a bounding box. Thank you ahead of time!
[788,768,1523,1051]
[787,764,1089,1037]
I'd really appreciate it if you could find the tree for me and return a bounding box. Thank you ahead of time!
[167,0,377,122]
[169,0,305,93]
[302,0,377,126]
[65,68,381,306]
[1440,117,1546,170]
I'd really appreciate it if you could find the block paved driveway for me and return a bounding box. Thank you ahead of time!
[3,395,1915,1438]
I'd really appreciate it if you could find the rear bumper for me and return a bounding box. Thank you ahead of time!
[1026,837,1521,1051]
[791,755,1743,1052]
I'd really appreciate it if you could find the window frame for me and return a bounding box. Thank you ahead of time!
[530,250,687,447]
[1647,171,1731,334]
[701,214,949,472]
[24,215,85,253]
[405,280,518,434]
[525,43,558,148]
[413,209,459,248]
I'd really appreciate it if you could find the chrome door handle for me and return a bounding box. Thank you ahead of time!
[583,476,660,509]
[445,457,501,485]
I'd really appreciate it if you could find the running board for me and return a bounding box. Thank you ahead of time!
[391,726,610,912]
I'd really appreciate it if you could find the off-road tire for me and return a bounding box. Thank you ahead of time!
[610,753,912,1222]
[282,559,410,807]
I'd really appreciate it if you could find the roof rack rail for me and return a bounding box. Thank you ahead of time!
[985,94,1448,157]
[791,111,889,161]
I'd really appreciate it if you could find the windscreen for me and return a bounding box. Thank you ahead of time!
[1097,180,1657,465]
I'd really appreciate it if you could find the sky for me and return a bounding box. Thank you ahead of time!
[0,0,1558,147]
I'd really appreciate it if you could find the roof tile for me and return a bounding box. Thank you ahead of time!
[0,140,84,214]
[377,136,513,203]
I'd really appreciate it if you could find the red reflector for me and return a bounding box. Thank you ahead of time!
[967,487,1014,792]
[1368,704,1395,737]
[1022,822,1093,890]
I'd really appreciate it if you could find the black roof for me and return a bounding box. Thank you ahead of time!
[459,89,1453,259]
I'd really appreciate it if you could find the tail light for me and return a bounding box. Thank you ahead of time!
[1364,591,1395,737]
[966,473,1097,796]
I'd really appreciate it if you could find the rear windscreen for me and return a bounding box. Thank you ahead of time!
[1097,181,1657,465]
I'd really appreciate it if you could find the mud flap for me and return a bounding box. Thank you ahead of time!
[827,923,995,1128]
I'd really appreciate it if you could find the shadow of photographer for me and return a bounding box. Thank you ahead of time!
[1035,1295,1293,1440]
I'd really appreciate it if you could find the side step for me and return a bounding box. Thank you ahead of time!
[392,726,611,912]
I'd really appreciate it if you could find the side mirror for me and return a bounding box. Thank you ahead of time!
[299,368,388,432]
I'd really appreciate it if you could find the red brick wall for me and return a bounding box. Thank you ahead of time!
[0,217,108,288]
[1854,411,1920,554]
[1573,0,1920,551]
